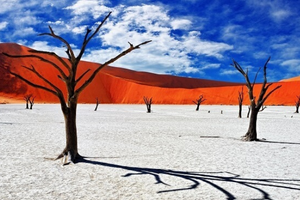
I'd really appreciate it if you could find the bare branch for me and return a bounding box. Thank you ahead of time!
[28,49,70,71]
[76,12,112,62]
[75,40,152,96]
[22,65,63,95]
[75,69,91,84]
[257,57,271,103]
[39,25,76,62]
[0,65,57,95]
[238,86,244,103]
[260,85,282,106]
[3,52,68,81]
[251,67,261,89]
[232,59,254,101]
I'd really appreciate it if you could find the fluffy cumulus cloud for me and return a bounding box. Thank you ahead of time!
[0,22,8,30]
[66,3,233,75]
[281,59,300,73]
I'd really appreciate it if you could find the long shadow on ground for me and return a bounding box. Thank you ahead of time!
[76,157,300,200]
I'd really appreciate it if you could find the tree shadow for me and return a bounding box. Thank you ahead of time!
[76,157,300,200]
[258,140,300,145]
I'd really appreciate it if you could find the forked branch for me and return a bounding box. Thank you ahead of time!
[75,40,152,96]
[77,12,112,61]
[0,65,56,95]
[28,49,71,71]
[143,96,153,113]
[2,52,68,81]
[39,26,76,62]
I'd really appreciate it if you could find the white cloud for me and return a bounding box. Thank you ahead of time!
[13,27,37,37]
[29,41,80,59]
[220,69,239,75]
[65,0,113,19]
[201,63,221,70]
[0,0,19,14]
[247,0,292,23]
[78,4,232,74]
[271,9,291,22]
[13,12,40,26]
[72,26,88,34]
[0,21,8,30]
[281,59,300,72]
[170,19,192,30]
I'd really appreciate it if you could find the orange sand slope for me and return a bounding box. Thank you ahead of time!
[0,43,299,105]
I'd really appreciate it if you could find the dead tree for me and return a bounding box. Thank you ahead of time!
[1,12,151,163]
[94,97,99,111]
[24,94,32,109]
[143,96,152,113]
[238,87,244,118]
[295,95,300,113]
[232,57,281,141]
[193,95,206,111]
[29,96,35,109]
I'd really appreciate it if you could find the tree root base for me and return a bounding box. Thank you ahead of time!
[241,136,259,141]
[55,150,82,166]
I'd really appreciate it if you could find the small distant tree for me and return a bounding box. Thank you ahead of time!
[2,12,151,163]
[143,96,152,113]
[94,97,99,111]
[24,94,32,109]
[295,95,300,113]
[29,96,35,109]
[238,87,244,118]
[232,57,282,141]
[193,95,206,111]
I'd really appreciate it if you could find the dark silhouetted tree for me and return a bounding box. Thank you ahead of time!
[143,96,152,113]
[193,95,206,111]
[94,97,99,111]
[295,95,300,113]
[1,12,151,163]
[24,94,32,109]
[29,95,35,109]
[238,87,244,118]
[232,57,281,141]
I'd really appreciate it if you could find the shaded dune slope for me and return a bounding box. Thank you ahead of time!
[0,43,299,105]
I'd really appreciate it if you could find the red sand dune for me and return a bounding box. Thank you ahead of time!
[1,43,300,105]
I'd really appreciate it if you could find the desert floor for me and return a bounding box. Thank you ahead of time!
[0,104,300,200]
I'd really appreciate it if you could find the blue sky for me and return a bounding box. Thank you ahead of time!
[0,0,299,83]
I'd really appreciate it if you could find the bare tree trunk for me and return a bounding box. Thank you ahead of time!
[94,98,99,111]
[295,95,300,113]
[24,94,31,109]
[244,107,258,141]
[143,96,152,113]
[59,100,79,163]
[29,96,35,109]
[238,87,243,118]
[193,95,206,111]
[238,104,242,118]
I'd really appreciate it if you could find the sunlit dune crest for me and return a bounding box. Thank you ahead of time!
[1,43,299,105]
[280,76,300,82]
